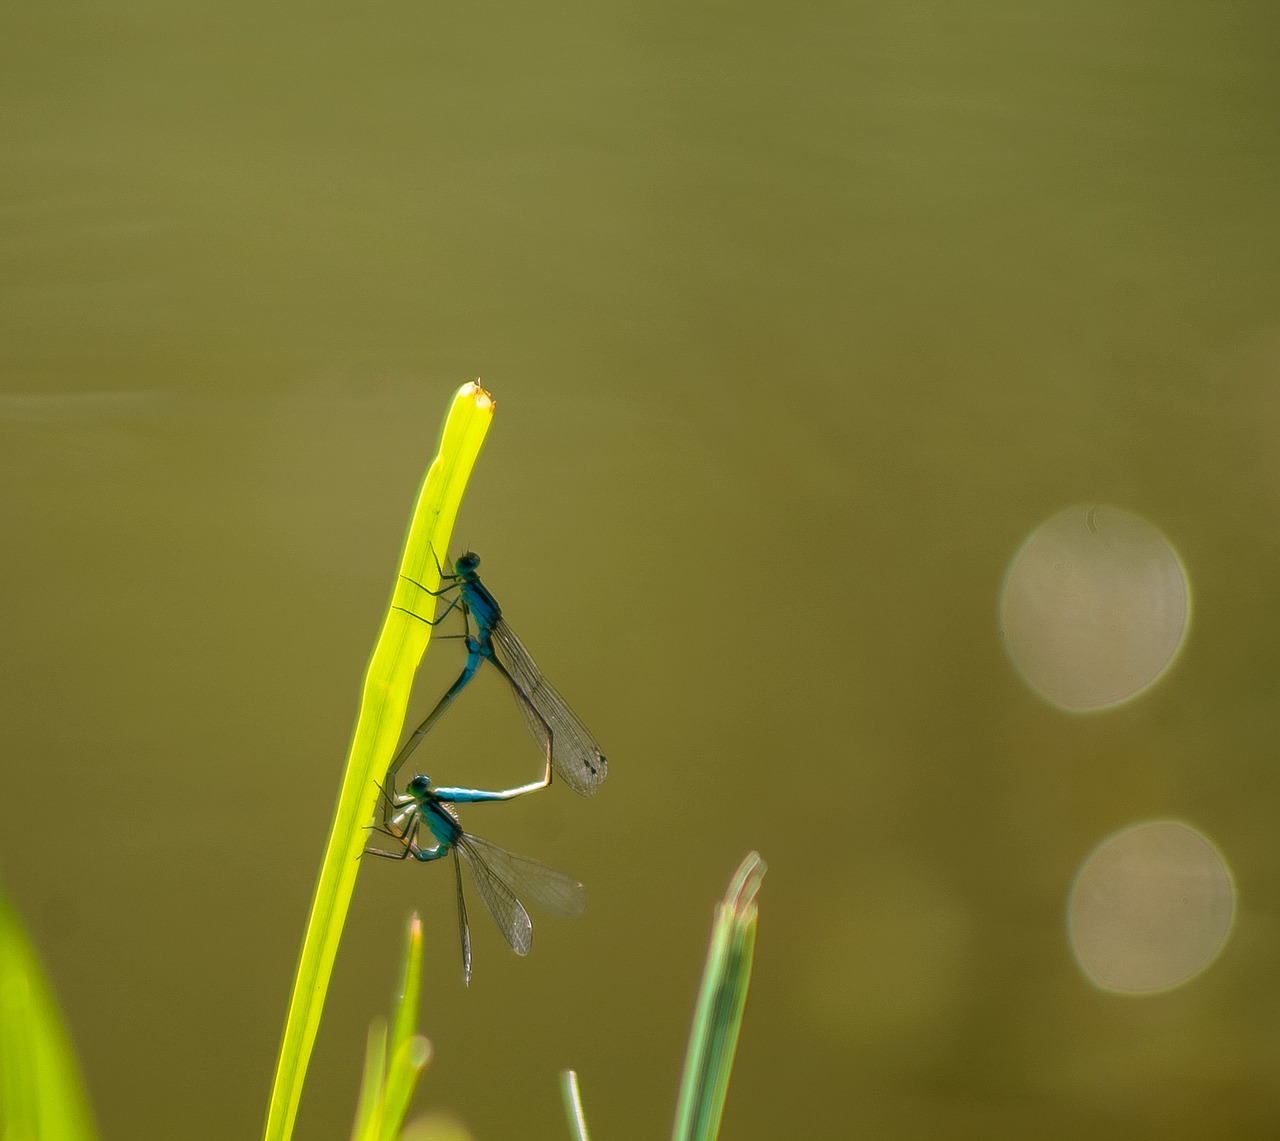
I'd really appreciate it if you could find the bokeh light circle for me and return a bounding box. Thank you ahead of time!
[1000,505,1191,711]
[1067,820,1236,995]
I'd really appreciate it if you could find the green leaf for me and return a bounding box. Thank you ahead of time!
[381,912,431,1141]
[0,890,98,1141]
[671,852,767,1141]
[346,913,433,1141]
[349,1019,388,1141]
[388,914,424,1072]
[378,1034,432,1141]
[559,1070,591,1141]
[264,382,494,1141]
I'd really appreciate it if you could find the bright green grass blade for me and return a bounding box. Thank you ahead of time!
[348,914,433,1141]
[388,915,424,1071]
[349,1018,388,1141]
[380,913,432,1141]
[0,890,98,1141]
[671,852,767,1141]
[558,1070,591,1141]
[264,382,494,1141]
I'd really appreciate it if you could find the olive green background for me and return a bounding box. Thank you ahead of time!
[4,2,1280,1138]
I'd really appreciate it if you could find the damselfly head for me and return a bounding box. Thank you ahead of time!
[455,551,481,575]
[407,774,432,795]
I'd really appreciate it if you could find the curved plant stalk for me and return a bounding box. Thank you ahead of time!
[264,382,494,1141]
[671,852,767,1141]
[0,890,98,1141]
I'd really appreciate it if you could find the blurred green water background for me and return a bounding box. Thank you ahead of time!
[4,2,1280,1138]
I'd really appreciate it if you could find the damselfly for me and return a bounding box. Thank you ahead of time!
[391,552,607,796]
[367,774,586,984]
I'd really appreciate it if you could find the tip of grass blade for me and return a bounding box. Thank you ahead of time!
[382,912,431,1141]
[390,913,424,1064]
[671,852,767,1141]
[350,913,435,1141]
[461,380,494,410]
[724,852,766,916]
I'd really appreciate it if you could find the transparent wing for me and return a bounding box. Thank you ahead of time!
[458,831,585,959]
[461,832,586,918]
[489,616,608,796]
[457,834,534,956]
[451,846,472,986]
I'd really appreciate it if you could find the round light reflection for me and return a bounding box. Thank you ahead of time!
[1068,820,1235,995]
[1000,505,1190,711]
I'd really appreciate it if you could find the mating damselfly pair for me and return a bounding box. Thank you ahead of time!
[366,551,606,983]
